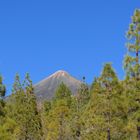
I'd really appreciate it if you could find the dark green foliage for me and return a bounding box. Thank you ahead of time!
[0,75,6,117]
[0,75,6,98]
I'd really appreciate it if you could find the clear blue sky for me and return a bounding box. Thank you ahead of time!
[0,0,139,95]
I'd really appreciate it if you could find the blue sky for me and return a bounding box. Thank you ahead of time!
[0,0,139,95]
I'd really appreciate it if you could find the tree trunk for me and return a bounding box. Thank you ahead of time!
[137,126,140,140]
[107,128,110,140]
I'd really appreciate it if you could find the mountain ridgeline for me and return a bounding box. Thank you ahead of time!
[34,70,82,100]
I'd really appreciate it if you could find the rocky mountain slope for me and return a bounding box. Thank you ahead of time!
[34,70,81,100]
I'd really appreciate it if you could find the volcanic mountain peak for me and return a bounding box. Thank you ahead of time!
[48,70,69,79]
[34,70,81,99]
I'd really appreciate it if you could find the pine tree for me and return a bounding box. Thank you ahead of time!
[82,64,124,140]
[124,9,140,140]
[81,76,106,140]
[55,82,71,98]
[97,64,118,140]
[69,77,90,140]
[0,75,11,140]
[124,9,140,79]
[0,75,6,116]
[6,73,42,140]
[43,83,72,140]
[77,77,90,108]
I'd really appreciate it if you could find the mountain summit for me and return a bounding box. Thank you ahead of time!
[34,70,81,100]
[46,70,70,79]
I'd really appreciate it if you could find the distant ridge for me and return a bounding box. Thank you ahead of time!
[34,70,81,100]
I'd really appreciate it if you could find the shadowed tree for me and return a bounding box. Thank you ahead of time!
[0,75,6,116]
